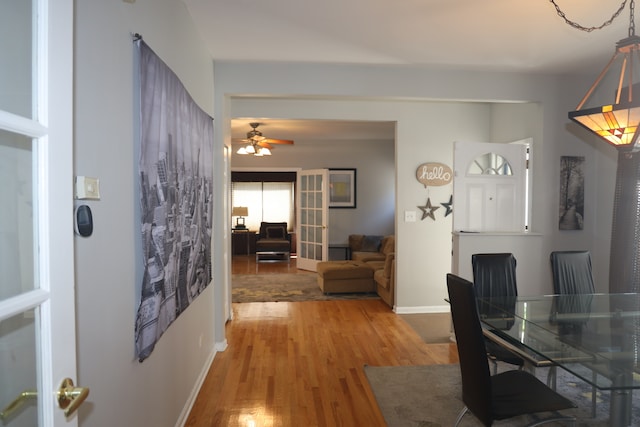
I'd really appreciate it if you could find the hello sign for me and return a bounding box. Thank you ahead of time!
[416,162,453,187]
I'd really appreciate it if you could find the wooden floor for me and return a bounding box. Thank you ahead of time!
[185,256,458,426]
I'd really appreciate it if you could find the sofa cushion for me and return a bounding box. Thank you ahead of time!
[352,252,385,262]
[317,261,374,280]
[382,253,394,277]
[361,235,383,252]
[348,234,365,251]
[374,269,389,290]
[380,235,395,255]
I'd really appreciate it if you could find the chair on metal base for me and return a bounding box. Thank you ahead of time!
[447,273,576,427]
[472,253,525,374]
[255,222,291,262]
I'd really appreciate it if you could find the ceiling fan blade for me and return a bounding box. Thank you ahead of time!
[264,138,294,145]
[232,138,250,144]
[257,141,274,149]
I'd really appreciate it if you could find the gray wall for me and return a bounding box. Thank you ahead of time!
[232,137,396,243]
[71,1,620,425]
[215,64,618,312]
[74,1,217,426]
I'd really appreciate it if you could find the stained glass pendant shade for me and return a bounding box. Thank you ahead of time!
[569,35,640,151]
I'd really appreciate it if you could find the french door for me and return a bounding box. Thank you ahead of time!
[0,1,84,426]
[296,169,329,271]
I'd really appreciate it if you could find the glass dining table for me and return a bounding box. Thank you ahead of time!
[477,293,640,427]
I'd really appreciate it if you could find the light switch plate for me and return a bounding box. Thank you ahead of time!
[404,210,416,222]
[76,176,101,200]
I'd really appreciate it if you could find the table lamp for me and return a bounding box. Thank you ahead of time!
[232,206,248,230]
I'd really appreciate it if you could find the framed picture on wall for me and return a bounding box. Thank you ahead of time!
[329,168,356,208]
[559,156,585,230]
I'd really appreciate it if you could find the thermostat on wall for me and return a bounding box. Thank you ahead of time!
[75,205,93,237]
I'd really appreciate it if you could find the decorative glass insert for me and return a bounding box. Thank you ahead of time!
[467,152,513,176]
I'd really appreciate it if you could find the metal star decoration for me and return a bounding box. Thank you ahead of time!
[418,197,439,220]
[441,195,453,217]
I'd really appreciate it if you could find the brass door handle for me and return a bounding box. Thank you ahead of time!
[57,378,89,417]
[0,390,37,420]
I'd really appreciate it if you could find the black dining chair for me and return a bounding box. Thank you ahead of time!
[472,253,524,374]
[446,273,576,427]
[550,250,598,417]
[550,250,595,295]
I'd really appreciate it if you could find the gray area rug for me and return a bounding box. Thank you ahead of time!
[232,273,379,303]
[364,363,638,427]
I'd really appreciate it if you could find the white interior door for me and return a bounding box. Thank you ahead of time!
[296,169,329,272]
[0,1,84,426]
[453,140,529,232]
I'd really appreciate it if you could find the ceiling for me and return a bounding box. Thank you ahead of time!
[231,119,396,145]
[184,0,632,74]
[184,0,635,142]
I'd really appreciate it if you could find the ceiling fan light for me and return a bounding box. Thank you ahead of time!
[237,147,248,155]
[245,144,256,154]
[260,147,272,156]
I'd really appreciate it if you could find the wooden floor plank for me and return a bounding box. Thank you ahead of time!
[185,257,457,426]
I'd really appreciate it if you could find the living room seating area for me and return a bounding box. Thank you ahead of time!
[316,234,395,307]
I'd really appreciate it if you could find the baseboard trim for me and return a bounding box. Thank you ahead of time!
[174,343,220,427]
[394,305,450,314]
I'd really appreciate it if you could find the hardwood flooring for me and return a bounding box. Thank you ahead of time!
[185,256,458,426]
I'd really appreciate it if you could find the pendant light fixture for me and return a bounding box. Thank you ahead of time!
[561,0,640,151]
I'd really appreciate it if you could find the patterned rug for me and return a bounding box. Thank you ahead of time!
[364,363,639,427]
[232,273,379,303]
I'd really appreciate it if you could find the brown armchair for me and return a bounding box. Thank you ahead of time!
[255,222,291,262]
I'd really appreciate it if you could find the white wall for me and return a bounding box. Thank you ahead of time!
[74,1,217,426]
[214,62,619,312]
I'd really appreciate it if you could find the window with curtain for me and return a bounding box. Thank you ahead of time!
[232,181,295,231]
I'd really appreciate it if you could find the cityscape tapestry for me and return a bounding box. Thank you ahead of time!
[134,40,214,361]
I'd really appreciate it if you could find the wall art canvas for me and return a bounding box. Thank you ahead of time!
[134,40,214,361]
[329,168,356,208]
[559,156,584,230]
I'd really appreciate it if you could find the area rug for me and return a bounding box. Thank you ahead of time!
[232,273,379,303]
[364,363,638,427]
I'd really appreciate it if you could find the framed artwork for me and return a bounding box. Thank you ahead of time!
[559,156,585,230]
[329,168,356,208]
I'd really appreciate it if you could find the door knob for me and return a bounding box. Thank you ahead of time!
[57,378,89,416]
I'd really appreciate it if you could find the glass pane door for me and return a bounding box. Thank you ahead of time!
[1,0,79,425]
[296,169,328,271]
[0,0,41,424]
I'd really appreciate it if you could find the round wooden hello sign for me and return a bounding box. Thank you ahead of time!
[416,162,453,188]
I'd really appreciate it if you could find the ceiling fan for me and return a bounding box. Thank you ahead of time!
[232,122,294,156]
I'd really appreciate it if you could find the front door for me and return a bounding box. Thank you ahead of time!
[453,140,529,232]
[296,169,329,271]
[0,1,84,426]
